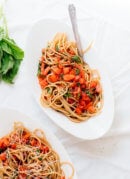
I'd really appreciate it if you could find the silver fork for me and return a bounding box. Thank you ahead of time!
[68,4,83,58]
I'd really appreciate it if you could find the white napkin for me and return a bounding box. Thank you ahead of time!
[0,0,130,178]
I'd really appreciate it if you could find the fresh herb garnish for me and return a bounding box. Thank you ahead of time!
[36,149,40,153]
[71,55,81,63]
[55,44,59,52]
[77,93,81,98]
[37,63,41,75]
[46,87,52,94]
[75,68,80,75]
[39,157,42,161]
[77,82,80,86]
[63,92,71,98]
[86,90,93,98]
[0,6,24,84]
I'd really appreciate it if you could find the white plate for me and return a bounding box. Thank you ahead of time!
[26,19,114,140]
[0,108,77,179]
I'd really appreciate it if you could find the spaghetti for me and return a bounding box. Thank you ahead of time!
[38,33,103,122]
[0,122,74,178]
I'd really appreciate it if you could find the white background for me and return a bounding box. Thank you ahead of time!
[0,0,130,179]
[4,0,130,30]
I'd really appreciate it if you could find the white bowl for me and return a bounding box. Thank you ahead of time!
[26,19,114,140]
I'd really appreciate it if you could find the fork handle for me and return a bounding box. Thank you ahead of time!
[68,4,83,57]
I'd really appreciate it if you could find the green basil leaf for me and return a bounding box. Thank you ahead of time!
[0,27,6,40]
[37,62,41,75]
[63,92,71,98]
[0,47,3,68]
[1,41,12,55]
[3,37,24,60]
[0,7,24,84]
[55,44,59,52]
[46,87,52,94]
[38,157,42,161]
[71,55,81,63]
[0,53,14,74]
[86,90,93,99]
[76,82,80,86]
[36,149,40,153]
[2,59,21,84]
[75,68,80,75]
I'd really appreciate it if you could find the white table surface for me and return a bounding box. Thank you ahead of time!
[0,0,130,179]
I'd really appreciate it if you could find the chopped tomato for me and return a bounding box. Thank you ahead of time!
[74,75,80,81]
[0,137,9,148]
[86,102,93,110]
[57,56,61,61]
[81,92,91,102]
[74,63,81,69]
[58,64,63,69]
[75,107,82,115]
[30,139,38,147]
[3,138,9,147]
[63,67,70,74]
[43,66,51,76]
[10,144,16,149]
[0,140,3,148]
[79,78,85,84]
[79,100,86,107]
[70,51,75,55]
[19,165,27,171]
[87,106,95,113]
[68,98,74,104]
[49,74,58,82]
[85,82,89,88]
[69,69,75,75]
[80,70,85,78]
[22,133,30,140]
[52,67,62,75]
[81,84,86,89]
[73,87,81,94]
[40,145,49,154]
[68,49,75,55]
[0,152,6,161]
[70,82,76,88]
[22,133,30,143]
[63,74,75,81]
[90,81,97,88]
[40,63,45,75]
[18,174,27,179]
[39,78,48,88]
